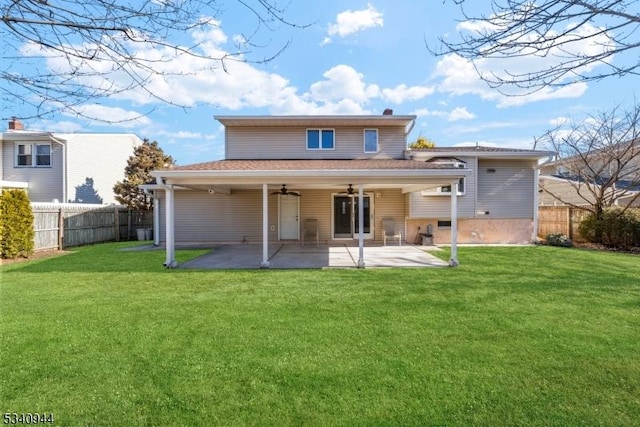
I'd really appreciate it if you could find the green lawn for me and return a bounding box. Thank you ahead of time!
[1,243,639,426]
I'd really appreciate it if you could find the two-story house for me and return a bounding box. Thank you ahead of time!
[149,112,552,268]
[1,119,142,204]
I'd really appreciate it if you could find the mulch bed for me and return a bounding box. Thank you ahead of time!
[0,250,71,265]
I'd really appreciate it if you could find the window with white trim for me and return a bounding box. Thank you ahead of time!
[16,143,51,167]
[421,178,466,196]
[364,129,378,153]
[307,129,335,150]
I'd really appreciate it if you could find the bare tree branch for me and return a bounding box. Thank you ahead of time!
[0,0,310,122]
[431,0,640,94]
[538,102,640,219]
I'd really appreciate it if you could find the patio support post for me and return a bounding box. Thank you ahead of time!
[449,181,459,267]
[164,184,177,268]
[357,184,365,268]
[153,195,160,246]
[261,183,270,268]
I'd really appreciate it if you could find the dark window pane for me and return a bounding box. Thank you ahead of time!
[307,130,320,149]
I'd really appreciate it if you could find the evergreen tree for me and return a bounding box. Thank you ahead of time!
[114,140,174,210]
[0,189,35,259]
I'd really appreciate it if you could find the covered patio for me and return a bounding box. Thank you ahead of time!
[150,159,469,269]
[179,243,448,269]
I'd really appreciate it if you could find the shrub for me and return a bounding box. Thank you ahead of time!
[578,208,640,248]
[546,233,573,247]
[0,189,35,259]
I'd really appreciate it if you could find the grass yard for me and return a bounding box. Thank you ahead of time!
[1,243,639,426]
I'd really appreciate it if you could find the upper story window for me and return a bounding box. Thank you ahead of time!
[16,143,51,167]
[307,129,335,150]
[364,129,378,153]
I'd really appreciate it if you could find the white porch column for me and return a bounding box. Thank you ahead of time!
[449,181,459,267]
[357,184,365,268]
[164,184,177,268]
[532,168,540,243]
[261,183,270,268]
[153,195,160,246]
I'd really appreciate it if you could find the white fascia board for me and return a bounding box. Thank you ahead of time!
[0,180,29,189]
[409,150,556,160]
[153,169,470,187]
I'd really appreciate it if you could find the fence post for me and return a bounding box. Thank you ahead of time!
[114,206,120,242]
[57,208,64,250]
[567,208,573,240]
[127,209,132,240]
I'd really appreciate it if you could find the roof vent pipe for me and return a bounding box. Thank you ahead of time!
[383,108,393,115]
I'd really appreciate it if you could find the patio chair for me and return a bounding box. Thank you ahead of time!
[302,218,319,246]
[382,218,402,246]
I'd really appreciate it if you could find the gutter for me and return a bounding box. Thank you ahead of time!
[50,135,68,202]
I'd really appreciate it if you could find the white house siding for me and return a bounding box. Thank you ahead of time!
[60,134,141,204]
[476,159,536,218]
[157,187,407,244]
[225,126,407,160]
[408,156,477,219]
[2,139,64,202]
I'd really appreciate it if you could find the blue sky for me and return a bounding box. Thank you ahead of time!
[5,1,639,165]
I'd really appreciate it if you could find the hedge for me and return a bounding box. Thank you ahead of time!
[0,189,35,259]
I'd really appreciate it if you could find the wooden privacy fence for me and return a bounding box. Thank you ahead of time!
[31,203,153,251]
[538,206,590,242]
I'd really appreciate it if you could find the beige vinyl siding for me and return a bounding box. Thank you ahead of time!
[2,139,63,202]
[477,159,536,218]
[61,134,141,204]
[408,157,477,219]
[158,189,278,243]
[226,126,407,160]
[158,187,408,243]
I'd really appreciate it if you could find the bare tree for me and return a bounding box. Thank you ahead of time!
[1,0,306,121]
[537,102,640,219]
[433,1,640,93]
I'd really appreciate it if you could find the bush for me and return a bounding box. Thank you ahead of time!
[0,189,35,259]
[578,208,640,248]
[546,233,573,247]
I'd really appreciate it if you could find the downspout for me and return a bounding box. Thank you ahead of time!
[50,135,67,202]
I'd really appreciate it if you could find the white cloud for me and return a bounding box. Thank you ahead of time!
[412,106,475,122]
[382,84,434,104]
[19,21,429,118]
[60,104,152,127]
[308,65,380,103]
[435,21,613,107]
[323,3,383,45]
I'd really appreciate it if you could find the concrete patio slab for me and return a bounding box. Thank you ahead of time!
[179,243,447,269]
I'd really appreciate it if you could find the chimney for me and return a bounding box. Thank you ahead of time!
[382,108,393,116]
[8,117,24,131]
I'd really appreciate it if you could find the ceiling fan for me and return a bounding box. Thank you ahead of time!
[338,184,356,196]
[271,184,301,197]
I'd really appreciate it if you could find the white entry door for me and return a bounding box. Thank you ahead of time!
[279,195,299,239]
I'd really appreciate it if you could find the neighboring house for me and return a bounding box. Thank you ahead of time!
[149,112,552,267]
[0,118,142,204]
[539,155,640,208]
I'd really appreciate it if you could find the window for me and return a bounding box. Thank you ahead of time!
[307,129,334,150]
[16,143,51,167]
[364,129,378,153]
[421,178,466,196]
